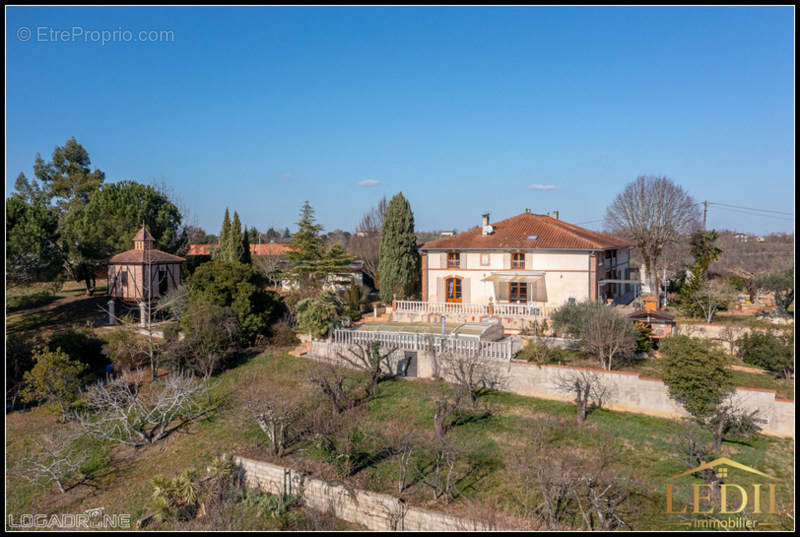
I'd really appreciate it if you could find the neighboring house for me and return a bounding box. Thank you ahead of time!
[108,225,185,301]
[393,210,635,329]
[186,243,292,256]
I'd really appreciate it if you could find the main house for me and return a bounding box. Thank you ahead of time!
[392,210,634,329]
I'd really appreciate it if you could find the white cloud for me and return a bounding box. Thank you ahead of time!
[358,179,381,187]
[528,184,561,191]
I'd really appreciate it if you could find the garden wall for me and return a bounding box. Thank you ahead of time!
[307,339,794,438]
[233,456,509,531]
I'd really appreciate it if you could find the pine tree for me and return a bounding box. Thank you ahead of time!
[378,193,420,303]
[213,208,232,261]
[241,225,252,264]
[230,211,245,263]
[286,201,352,289]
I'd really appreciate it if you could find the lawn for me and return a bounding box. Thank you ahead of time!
[6,349,794,531]
[6,280,110,336]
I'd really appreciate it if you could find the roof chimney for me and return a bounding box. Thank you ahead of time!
[481,212,490,228]
[551,210,559,220]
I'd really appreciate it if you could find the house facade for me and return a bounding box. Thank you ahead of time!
[392,210,634,330]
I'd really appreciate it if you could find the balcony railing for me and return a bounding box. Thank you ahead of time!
[394,300,557,318]
[332,328,521,360]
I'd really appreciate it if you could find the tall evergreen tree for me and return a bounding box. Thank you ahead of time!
[213,208,231,261]
[286,201,352,289]
[241,225,252,264]
[378,193,420,303]
[230,211,245,263]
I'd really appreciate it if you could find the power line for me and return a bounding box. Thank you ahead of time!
[708,202,793,216]
[709,206,794,221]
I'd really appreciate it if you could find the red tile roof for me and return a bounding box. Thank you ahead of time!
[250,243,292,256]
[109,249,185,264]
[187,244,212,255]
[186,243,293,256]
[421,212,631,251]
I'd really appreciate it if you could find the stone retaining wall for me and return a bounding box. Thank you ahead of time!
[234,456,508,531]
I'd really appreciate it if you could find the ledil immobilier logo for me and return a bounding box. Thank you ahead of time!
[664,457,792,529]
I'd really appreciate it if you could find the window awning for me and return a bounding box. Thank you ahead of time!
[481,271,546,283]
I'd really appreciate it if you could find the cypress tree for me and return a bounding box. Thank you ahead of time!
[230,211,245,263]
[378,193,420,303]
[241,225,252,264]
[213,208,232,260]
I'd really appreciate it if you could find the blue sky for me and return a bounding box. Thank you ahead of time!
[6,6,795,235]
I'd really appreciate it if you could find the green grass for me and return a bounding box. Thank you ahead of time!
[6,350,794,531]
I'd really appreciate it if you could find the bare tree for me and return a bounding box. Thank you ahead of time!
[432,390,463,439]
[348,196,387,286]
[691,279,736,324]
[246,387,301,457]
[580,306,637,370]
[554,371,612,427]
[253,252,287,286]
[75,370,212,446]
[605,176,701,297]
[307,363,355,414]
[440,351,507,406]
[708,397,761,450]
[336,341,396,399]
[173,303,240,380]
[13,429,89,494]
[414,437,460,503]
[717,324,739,356]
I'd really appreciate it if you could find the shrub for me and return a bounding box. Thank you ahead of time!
[163,322,181,342]
[633,322,653,354]
[296,291,346,338]
[21,347,88,415]
[344,282,364,321]
[187,261,285,344]
[102,326,151,372]
[267,320,299,347]
[6,334,35,403]
[515,340,570,364]
[174,302,241,378]
[48,327,107,373]
[737,331,793,379]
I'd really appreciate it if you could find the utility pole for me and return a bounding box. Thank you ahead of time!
[703,200,708,230]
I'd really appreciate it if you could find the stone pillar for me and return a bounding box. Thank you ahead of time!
[139,301,148,327]
[108,299,116,325]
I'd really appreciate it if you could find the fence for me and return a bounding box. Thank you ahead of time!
[332,329,521,360]
[394,300,557,318]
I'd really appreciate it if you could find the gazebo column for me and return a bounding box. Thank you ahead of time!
[139,301,148,327]
[108,299,116,325]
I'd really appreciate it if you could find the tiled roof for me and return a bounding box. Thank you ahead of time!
[133,225,155,242]
[109,249,186,264]
[186,243,293,256]
[421,212,631,251]
[250,243,292,256]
